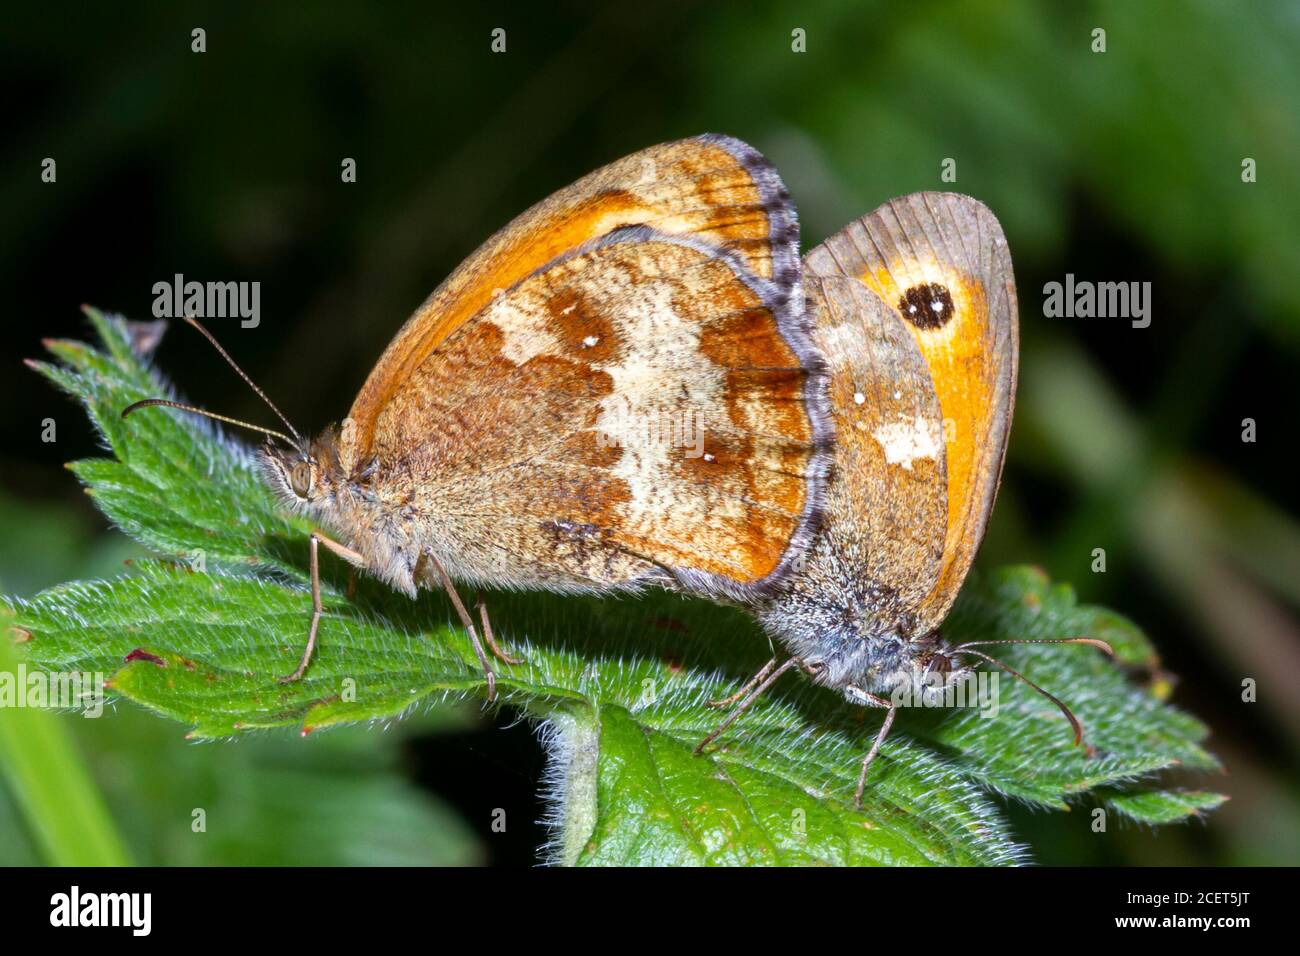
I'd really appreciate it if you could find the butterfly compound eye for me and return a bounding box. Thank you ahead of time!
[289,461,313,498]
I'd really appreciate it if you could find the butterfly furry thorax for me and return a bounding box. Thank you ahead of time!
[756,529,975,702]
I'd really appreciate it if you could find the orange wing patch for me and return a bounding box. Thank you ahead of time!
[346,135,802,467]
[804,193,1018,627]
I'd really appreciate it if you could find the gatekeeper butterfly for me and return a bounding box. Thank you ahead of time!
[124,135,833,693]
[696,193,1109,805]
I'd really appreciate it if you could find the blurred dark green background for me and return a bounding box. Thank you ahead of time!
[2,1,1298,865]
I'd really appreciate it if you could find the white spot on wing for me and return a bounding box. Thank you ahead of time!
[871,415,941,471]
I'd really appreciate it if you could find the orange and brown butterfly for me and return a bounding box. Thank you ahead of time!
[124,134,833,694]
[697,193,1110,805]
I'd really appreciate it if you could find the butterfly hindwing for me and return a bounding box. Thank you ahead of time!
[800,274,949,622]
[803,192,1018,631]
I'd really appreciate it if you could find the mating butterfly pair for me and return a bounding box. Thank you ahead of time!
[125,135,1105,806]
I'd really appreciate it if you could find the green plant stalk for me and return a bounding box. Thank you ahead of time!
[0,635,132,866]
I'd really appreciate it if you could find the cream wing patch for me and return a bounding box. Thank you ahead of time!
[871,415,943,471]
[483,242,731,537]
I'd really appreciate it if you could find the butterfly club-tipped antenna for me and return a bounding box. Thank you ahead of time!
[120,315,302,448]
[951,636,1114,747]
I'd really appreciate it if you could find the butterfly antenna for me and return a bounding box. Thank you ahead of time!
[180,315,301,445]
[955,646,1086,746]
[954,637,1114,656]
[121,398,297,446]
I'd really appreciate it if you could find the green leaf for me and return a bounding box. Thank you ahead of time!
[1106,789,1228,825]
[3,310,1225,865]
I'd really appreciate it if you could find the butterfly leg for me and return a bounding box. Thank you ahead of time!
[424,553,498,703]
[853,696,898,810]
[475,593,525,666]
[280,531,365,683]
[707,656,780,709]
[694,657,799,756]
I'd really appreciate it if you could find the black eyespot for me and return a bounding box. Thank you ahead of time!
[898,283,954,330]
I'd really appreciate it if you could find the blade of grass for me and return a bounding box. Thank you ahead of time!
[0,632,132,866]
